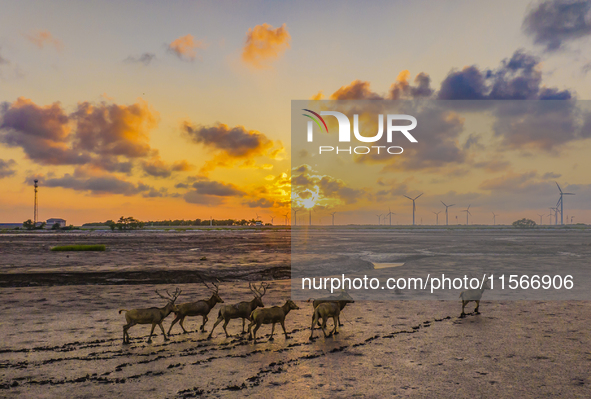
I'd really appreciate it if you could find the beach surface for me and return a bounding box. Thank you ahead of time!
[0,228,590,397]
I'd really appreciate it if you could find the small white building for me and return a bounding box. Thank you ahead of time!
[47,218,67,228]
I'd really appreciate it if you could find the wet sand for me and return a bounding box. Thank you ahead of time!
[0,229,590,397]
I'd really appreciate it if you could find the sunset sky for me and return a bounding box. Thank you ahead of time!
[1,0,591,225]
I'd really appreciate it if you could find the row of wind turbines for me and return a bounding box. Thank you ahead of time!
[281,182,576,226]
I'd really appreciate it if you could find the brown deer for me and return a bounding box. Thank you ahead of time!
[308,289,355,327]
[248,299,300,344]
[167,279,223,334]
[119,288,181,344]
[309,302,340,340]
[208,282,268,339]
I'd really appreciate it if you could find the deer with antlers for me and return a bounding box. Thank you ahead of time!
[208,282,269,339]
[119,288,182,344]
[167,278,224,334]
[248,299,300,344]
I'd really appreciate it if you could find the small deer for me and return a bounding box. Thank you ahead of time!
[167,279,223,334]
[119,288,181,344]
[248,299,300,344]
[459,274,491,318]
[308,289,355,327]
[208,282,268,339]
[309,302,340,340]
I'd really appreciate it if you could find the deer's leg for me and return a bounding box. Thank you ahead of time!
[179,316,189,333]
[147,323,156,343]
[338,315,344,327]
[200,315,208,332]
[221,319,231,338]
[158,322,169,341]
[309,313,317,340]
[460,300,467,318]
[241,318,247,334]
[208,316,223,339]
[123,324,130,344]
[321,317,329,337]
[281,320,290,339]
[247,320,254,340]
[474,300,480,314]
[251,323,261,343]
[167,315,180,335]
[269,323,275,341]
[333,316,339,335]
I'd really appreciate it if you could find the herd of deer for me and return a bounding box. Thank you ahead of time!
[118,277,490,345]
[118,279,357,345]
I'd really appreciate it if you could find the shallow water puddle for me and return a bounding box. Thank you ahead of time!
[372,263,405,269]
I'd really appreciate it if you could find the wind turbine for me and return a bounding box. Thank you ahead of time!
[433,211,441,225]
[270,216,275,225]
[441,201,455,226]
[492,212,498,226]
[386,207,395,226]
[537,213,544,225]
[461,205,472,225]
[330,211,336,226]
[376,214,382,225]
[549,207,557,225]
[283,212,289,225]
[404,193,423,225]
[292,209,299,226]
[555,182,575,226]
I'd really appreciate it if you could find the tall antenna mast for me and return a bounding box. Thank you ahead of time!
[34,179,39,225]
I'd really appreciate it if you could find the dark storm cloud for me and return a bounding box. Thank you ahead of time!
[43,174,152,196]
[71,101,156,158]
[141,158,192,178]
[0,97,161,169]
[523,0,591,52]
[0,97,89,165]
[183,191,224,205]
[437,50,573,100]
[243,198,275,208]
[182,122,274,158]
[191,179,245,196]
[125,53,156,66]
[0,159,16,178]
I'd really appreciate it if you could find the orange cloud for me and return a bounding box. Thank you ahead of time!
[329,80,382,100]
[241,23,291,69]
[24,30,63,50]
[141,156,194,178]
[168,34,206,61]
[182,122,284,173]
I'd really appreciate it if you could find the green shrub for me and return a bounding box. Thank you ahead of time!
[512,218,537,229]
[51,244,106,251]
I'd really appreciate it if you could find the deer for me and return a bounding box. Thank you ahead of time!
[208,282,269,339]
[309,302,340,340]
[248,299,300,344]
[167,278,223,335]
[119,288,181,345]
[459,274,491,318]
[308,289,355,327]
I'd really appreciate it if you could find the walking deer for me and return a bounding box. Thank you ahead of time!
[459,274,491,318]
[168,279,223,334]
[248,299,300,343]
[308,289,355,327]
[208,282,268,339]
[119,288,181,344]
[309,301,340,340]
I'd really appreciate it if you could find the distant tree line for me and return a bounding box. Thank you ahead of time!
[83,217,267,228]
